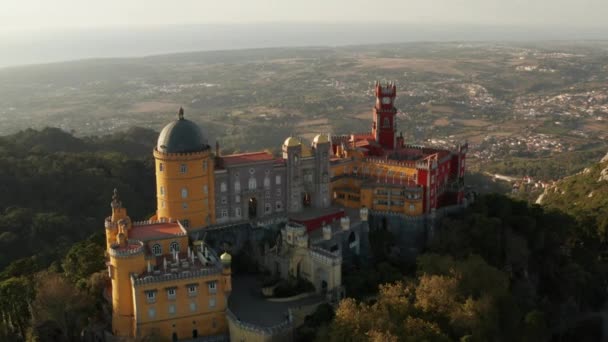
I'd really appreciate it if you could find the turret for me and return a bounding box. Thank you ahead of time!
[220,252,232,292]
[105,189,132,250]
[108,238,145,337]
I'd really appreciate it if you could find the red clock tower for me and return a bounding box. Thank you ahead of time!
[372,81,397,150]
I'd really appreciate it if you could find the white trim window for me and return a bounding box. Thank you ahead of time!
[203,185,208,195]
[169,241,180,253]
[145,290,157,303]
[235,208,241,218]
[180,164,187,173]
[234,181,241,192]
[160,186,165,196]
[208,281,217,294]
[168,304,176,315]
[220,182,227,192]
[209,297,217,308]
[181,188,188,199]
[264,176,270,189]
[188,284,198,297]
[167,288,177,300]
[275,175,281,185]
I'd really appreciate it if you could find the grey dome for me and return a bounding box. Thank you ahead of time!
[156,108,209,154]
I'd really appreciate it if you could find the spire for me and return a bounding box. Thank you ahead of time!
[178,107,184,120]
[111,188,122,209]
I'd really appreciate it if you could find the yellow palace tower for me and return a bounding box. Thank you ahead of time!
[153,107,216,229]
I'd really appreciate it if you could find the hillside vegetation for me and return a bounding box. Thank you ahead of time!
[541,153,608,241]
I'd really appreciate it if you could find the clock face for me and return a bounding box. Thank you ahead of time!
[382,97,391,105]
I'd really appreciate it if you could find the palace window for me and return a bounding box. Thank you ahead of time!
[220,209,228,218]
[188,284,198,296]
[181,188,188,199]
[208,297,217,308]
[152,244,162,256]
[265,190,271,199]
[264,176,270,189]
[221,196,227,205]
[182,219,190,228]
[145,290,157,304]
[159,163,164,172]
[208,281,217,294]
[168,304,176,315]
[265,203,272,214]
[234,181,241,192]
[148,307,156,319]
[383,117,390,128]
[167,288,177,300]
[160,186,165,196]
[220,182,227,192]
[182,202,188,209]
[180,164,187,173]
[409,204,416,212]
[276,188,281,197]
[189,302,197,312]
[235,208,241,217]
[203,185,208,195]
[275,175,281,185]
[235,195,240,203]
[248,177,257,190]
[169,241,180,253]
[275,201,283,211]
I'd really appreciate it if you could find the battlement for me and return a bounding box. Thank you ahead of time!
[153,148,211,161]
[131,265,223,286]
[226,307,293,337]
[109,239,145,258]
[309,247,342,266]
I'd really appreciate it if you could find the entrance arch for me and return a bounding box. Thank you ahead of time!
[302,192,311,208]
[248,197,258,218]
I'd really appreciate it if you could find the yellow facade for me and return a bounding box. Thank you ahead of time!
[330,156,423,215]
[154,149,216,229]
[109,241,146,337]
[133,271,231,339]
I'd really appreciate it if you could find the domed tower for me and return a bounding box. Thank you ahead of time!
[154,108,216,229]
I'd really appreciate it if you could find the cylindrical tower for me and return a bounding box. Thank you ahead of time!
[109,237,145,337]
[154,108,216,228]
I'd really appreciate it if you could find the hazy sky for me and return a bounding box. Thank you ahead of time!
[3,0,607,31]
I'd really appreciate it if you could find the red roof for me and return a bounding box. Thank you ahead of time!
[129,222,185,241]
[221,152,276,167]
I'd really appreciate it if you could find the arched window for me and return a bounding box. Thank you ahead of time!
[181,188,188,198]
[152,244,162,256]
[248,177,257,190]
[170,241,180,253]
[383,117,390,128]
[264,176,270,189]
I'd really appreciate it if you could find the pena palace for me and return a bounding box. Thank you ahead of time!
[103,81,468,341]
